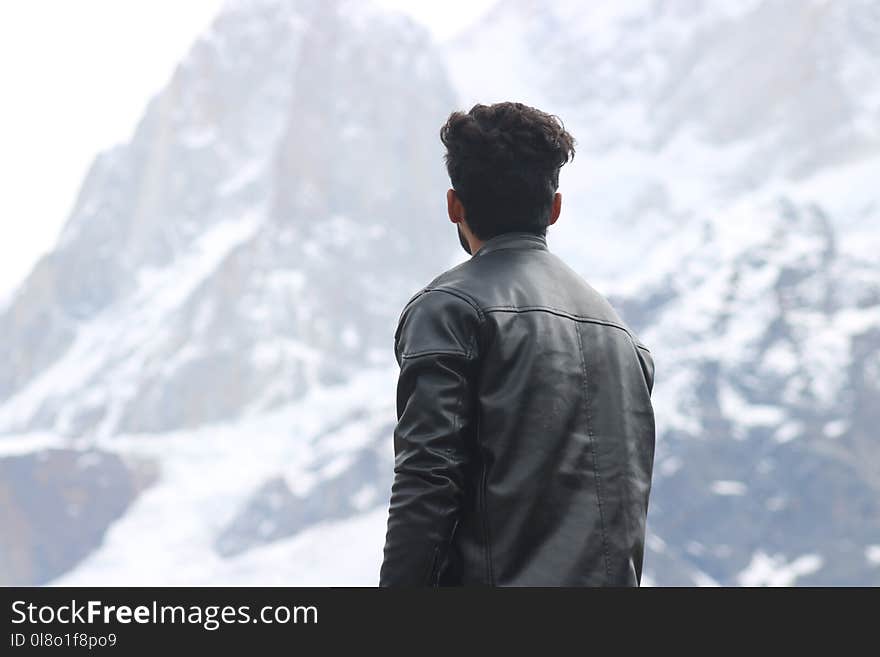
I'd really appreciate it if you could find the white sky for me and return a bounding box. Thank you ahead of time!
[0,0,495,303]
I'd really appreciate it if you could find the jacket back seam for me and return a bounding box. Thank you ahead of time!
[477,410,494,585]
[468,309,493,585]
[486,305,651,352]
[486,305,627,331]
[574,319,613,582]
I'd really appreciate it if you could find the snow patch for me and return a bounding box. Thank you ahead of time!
[737,552,823,586]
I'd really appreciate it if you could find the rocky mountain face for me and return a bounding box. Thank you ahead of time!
[0,448,157,585]
[0,0,454,439]
[1,0,878,585]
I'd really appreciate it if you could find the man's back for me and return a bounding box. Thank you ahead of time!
[380,231,655,586]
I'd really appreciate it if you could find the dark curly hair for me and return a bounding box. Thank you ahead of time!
[440,101,576,240]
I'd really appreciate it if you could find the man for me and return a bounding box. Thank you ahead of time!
[379,102,655,587]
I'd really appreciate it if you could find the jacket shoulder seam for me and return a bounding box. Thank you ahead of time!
[396,287,484,360]
[422,286,486,321]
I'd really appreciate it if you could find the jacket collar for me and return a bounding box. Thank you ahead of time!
[472,231,548,258]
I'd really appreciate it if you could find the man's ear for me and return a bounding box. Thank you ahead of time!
[447,188,465,224]
[548,192,562,226]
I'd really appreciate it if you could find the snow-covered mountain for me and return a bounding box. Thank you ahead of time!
[447,0,880,585]
[1,0,878,586]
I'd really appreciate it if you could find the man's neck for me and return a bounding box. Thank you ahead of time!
[467,235,484,255]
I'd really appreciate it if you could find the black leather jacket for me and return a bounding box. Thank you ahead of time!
[380,231,655,586]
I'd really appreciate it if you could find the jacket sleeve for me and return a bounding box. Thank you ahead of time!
[636,344,655,396]
[379,288,482,587]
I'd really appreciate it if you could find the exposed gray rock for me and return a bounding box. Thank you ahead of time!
[0,448,157,585]
[216,432,391,557]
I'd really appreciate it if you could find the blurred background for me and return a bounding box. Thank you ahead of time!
[1,0,878,586]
